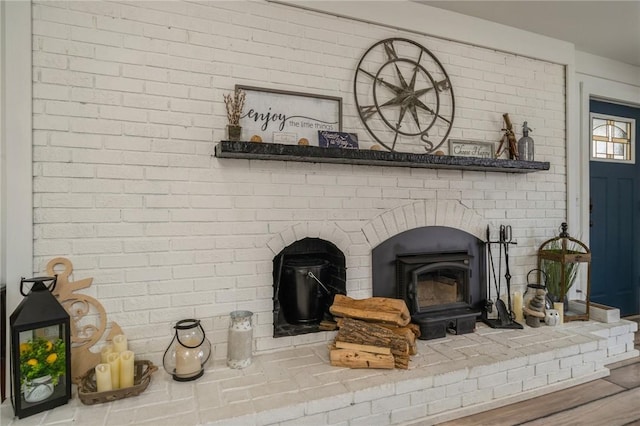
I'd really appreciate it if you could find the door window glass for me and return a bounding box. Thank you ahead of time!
[590,113,635,163]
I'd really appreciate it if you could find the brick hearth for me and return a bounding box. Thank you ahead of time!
[2,319,637,426]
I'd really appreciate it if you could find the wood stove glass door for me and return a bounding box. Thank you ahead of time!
[409,262,470,314]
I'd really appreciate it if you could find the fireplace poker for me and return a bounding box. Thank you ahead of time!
[500,225,515,321]
[499,224,521,328]
[483,225,523,329]
[485,226,497,314]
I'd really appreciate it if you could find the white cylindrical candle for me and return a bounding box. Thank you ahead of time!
[554,302,564,324]
[513,291,524,322]
[120,350,135,388]
[113,334,127,353]
[175,337,202,379]
[107,352,120,389]
[227,311,253,369]
[100,344,114,364]
[95,363,112,393]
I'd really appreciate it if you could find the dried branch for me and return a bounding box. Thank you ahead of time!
[223,88,246,126]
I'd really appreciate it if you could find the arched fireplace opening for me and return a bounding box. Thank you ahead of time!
[273,238,346,337]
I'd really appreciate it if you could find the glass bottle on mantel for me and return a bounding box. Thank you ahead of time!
[517,121,534,161]
[227,310,253,369]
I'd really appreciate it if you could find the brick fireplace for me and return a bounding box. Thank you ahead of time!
[24,0,572,372]
[5,1,640,424]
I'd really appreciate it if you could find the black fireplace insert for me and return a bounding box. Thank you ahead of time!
[372,226,486,339]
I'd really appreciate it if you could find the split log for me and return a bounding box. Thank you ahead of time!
[330,295,411,327]
[329,347,395,369]
[335,318,410,369]
[380,324,420,355]
[334,341,391,355]
[319,320,338,331]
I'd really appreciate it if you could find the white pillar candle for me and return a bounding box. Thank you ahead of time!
[112,334,127,353]
[107,352,120,389]
[120,350,135,388]
[227,311,253,369]
[175,337,201,379]
[100,344,113,364]
[513,291,524,322]
[95,363,112,393]
[554,302,564,324]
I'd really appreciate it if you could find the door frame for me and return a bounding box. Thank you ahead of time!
[576,75,640,309]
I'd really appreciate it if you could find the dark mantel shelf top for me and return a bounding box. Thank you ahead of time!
[215,141,550,173]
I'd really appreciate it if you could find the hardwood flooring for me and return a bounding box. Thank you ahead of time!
[438,317,640,426]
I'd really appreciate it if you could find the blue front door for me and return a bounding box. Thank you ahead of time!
[589,100,640,316]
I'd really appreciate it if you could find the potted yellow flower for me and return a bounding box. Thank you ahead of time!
[19,337,66,402]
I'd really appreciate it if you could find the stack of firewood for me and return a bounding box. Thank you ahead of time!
[328,295,420,369]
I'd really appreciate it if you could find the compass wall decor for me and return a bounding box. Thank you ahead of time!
[354,38,455,153]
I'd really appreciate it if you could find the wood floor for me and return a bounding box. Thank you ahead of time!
[438,317,640,426]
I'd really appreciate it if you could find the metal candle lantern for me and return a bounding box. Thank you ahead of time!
[162,319,211,381]
[537,223,592,321]
[10,276,71,419]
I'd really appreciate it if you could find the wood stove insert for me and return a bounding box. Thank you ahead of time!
[373,226,486,340]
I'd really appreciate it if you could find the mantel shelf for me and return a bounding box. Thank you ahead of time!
[215,141,550,173]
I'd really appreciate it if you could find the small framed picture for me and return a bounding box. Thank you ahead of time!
[318,131,359,149]
[448,139,495,159]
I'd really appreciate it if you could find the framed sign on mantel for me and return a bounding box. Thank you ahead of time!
[237,85,342,146]
[448,139,495,159]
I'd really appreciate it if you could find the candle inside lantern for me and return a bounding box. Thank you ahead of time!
[113,334,127,353]
[107,352,120,389]
[175,337,202,379]
[100,344,114,364]
[95,363,112,393]
[120,350,135,388]
[513,291,524,322]
[554,302,564,324]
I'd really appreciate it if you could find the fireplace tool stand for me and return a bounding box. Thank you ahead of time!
[482,225,523,329]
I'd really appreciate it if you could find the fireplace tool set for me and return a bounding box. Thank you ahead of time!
[483,224,523,329]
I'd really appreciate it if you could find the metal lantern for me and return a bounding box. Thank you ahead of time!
[537,223,592,321]
[10,276,71,419]
[162,319,211,381]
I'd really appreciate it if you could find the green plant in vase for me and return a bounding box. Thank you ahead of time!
[540,239,579,303]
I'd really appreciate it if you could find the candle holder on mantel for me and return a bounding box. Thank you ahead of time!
[162,319,211,381]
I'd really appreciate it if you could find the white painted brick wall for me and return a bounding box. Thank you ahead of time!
[31,1,567,363]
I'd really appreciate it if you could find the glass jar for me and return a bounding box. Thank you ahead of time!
[227,311,253,369]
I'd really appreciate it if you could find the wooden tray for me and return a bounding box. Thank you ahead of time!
[77,360,158,405]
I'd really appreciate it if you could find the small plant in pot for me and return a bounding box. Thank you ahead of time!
[223,88,246,141]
